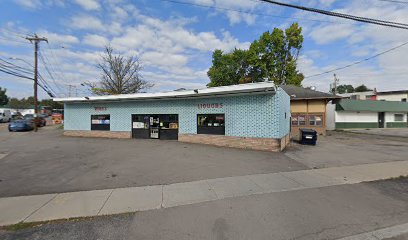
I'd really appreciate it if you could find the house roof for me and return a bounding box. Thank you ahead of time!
[54,82,277,103]
[336,99,408,112]
[280,85,341,100]
[377,90,408,95]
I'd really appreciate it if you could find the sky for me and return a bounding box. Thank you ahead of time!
[1,0,408,99]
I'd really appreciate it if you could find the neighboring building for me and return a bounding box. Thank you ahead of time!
[280,85,341,138]
[327,99,408,129]
[377,90,408,102]
[54,82,291,152]
[338,90,377,100]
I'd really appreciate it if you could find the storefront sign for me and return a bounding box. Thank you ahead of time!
[94,107,107,111]
[197,103,223,109]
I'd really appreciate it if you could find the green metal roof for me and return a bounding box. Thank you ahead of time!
[336,99,408,112]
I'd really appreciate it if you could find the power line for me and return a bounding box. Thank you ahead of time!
[378,0,408,3]
[0,58,56,97]
[38,51,64,96]
[257,0,408,29]
[305,40,408,78]
[158,0,352,25]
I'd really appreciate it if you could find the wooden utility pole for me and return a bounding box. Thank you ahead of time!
[26,34,48,132]
[332,74,339,94]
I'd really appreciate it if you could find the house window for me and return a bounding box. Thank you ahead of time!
[91,114,110,131]
[197,114,225,135]
[402,98,407,102]
[309,115,323,126]
[291,115,306,126]
[394,114,404,122]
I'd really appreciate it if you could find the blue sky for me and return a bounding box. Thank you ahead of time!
[1,0,408,99]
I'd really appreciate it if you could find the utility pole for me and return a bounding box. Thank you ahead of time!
[26,34,48,132]
[332,74,339,94]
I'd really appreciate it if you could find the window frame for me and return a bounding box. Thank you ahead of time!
[91,114,110,131]
[197,114,225,135]
[394,113,404,122]
[308,114,324,126]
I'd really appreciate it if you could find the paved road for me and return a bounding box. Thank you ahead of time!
[1,178,407,240]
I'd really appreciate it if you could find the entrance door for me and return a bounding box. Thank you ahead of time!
[150,115,160,139]
[378,112,385,128]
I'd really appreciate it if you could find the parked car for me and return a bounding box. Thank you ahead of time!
[11,112,23,120]
[0,109,11,123]
[8,119,34,132]
[23,114,47,127]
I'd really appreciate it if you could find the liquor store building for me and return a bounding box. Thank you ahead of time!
[55,82,291,152]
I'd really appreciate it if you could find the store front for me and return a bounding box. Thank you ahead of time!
[132,114,179,140]
[55,82,292,152]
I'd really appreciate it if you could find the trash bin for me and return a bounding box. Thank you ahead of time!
[299,128,317,145]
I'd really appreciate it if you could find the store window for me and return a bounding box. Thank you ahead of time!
[197,114,225,135]
[91,114,110,131]
[394,114,404,122]
[308,115,323,126]
[160,115,179,129]
[291,114,306,126]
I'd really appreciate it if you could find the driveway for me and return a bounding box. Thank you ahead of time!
[0,127,306,197]
[285,131,408,169]
[344,128,408,138]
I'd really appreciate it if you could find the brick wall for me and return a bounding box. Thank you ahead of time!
[178,134,286,152]
[64,130,131,139]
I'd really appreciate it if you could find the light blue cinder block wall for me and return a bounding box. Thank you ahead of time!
[64,87,290,138]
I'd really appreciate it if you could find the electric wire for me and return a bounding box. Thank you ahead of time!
[305,40,408,78]
[158,0,352,25]
[257,0,408,29]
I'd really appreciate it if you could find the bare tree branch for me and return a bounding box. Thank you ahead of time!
[84,45,153,96]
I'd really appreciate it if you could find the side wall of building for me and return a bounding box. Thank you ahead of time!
[290,99,327,137]
[385,112,408,128]
[335,111,379,129]
[64,91,289,139]
[377,94,408,102]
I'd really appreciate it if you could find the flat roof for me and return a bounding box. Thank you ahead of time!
[53,82,277,103]
[336,99,408,112]
[377,90,408,95]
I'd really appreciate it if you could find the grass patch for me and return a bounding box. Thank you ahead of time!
[56,124,64,130]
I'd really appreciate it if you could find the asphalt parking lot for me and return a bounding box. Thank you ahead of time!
[1,124,408,198]
[0,125,306,197]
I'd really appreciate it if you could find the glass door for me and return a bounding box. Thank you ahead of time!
[150,115,160,139]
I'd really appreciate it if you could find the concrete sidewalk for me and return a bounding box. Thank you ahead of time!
[1,160,407,226]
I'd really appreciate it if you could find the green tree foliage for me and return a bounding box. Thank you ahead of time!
[334,84,372,94]
[207,23,304,87]
[6,97,63,109]
[0,87,9,106]
[336,84,355,94]
[354,84,372,92]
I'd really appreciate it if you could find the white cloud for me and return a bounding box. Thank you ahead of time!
[82,34,109,48]
[73,0,100,10]
[309,24,354,44]
[13,0,41,8]
[38,31,79,45]
[70,15,105,31]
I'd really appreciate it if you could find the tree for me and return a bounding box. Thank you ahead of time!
[336,84,354,94]
[354,84,372,92]
[207,23,304,87]
[207,49,251,87]
[84,45,153,95]
[0,87,9,106]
